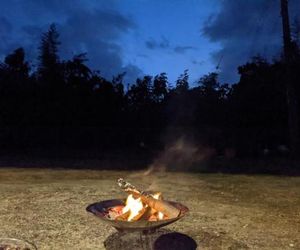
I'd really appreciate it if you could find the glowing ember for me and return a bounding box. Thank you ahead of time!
[157,211,164,220]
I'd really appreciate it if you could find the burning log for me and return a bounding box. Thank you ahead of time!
[115,211,130,221]
[139,195,180,219]
[140,206,154,220]
[117,178,181,219]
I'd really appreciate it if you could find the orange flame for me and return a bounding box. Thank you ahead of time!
[121,192,165,221]
[122,194,144,221]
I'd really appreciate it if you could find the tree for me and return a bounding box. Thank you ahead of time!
[127,75,152,108]
[63,53,91,86]
[197,72,219,96]
[153,72,168,103]
[112,72,126,97]
[37,23,61,82]
[175,69,189,94]
[0,47,30,90]
[230,56,288,155]
[3,48,29,77]
[194,72,225,129]
[0,48,33,127]
[281,0,300,156]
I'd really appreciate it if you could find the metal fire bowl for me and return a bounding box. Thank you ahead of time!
[86,199,189,232]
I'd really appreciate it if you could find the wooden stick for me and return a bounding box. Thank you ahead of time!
[139,195,180,218]
[115,211,130,221]
[140,206,154,220]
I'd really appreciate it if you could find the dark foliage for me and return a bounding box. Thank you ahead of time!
[1,24,300,161]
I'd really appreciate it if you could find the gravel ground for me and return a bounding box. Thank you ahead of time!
[0,168,299,249]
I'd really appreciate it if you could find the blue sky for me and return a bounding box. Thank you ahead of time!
[0,0,299,85]
[116,0,221,86]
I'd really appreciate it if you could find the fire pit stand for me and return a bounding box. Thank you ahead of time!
[103,229,197,250]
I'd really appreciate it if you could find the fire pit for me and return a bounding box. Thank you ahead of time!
[86,198,188,233]
[86,178,189,233]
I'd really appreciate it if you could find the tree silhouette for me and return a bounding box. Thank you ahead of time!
[0,48,32,128]
[38,23,61,84]
[198,72,219,92]
[112,72,126,97]
[229,56,288,155]
[175,69,189,94]
[127,75,152,109]
[4,48,30,78]
[1,21,300,165]
[153,72,168,103]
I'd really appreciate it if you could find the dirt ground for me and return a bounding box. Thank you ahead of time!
[0,168,299,249]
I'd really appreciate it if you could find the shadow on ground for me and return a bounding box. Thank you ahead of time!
[103,228,250,250]
[104,229,197,250]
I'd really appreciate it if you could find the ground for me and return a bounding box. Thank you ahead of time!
[0,168,299,249]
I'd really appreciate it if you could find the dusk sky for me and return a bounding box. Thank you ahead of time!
[0,0,299,85]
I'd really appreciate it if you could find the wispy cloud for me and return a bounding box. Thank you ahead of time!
[174,46,197,54]
[0,0,142,83]
[145,36,170,50]
[191,59,204,65]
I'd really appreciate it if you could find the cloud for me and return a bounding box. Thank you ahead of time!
[202,0,300,83]
[0,1,142,83]
[122,63,144,85]
[145,36,170,50]
[191,59,204,65]
[0,16,12,34]
[145,37,197,56]
[174,46,197,54]
[0,17,14,57]
[56,8,140,80]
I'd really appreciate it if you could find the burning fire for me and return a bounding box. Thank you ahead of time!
[122,194,144,221]
[152,193,164,220]
[107,178,180,222]
[120,192,165,221]
[109,192,168,222]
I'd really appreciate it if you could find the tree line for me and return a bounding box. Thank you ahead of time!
[1,24,300,158]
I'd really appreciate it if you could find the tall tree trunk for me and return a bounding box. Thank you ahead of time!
[280,0,299,157]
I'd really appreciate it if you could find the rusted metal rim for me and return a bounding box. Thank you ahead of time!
[86,199,189,232]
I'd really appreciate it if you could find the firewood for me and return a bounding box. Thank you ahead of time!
[139,195,180,218]
[115,211,130,221]
[140,206,154,220]
[148,214,158,221]
[117,178,180,219]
